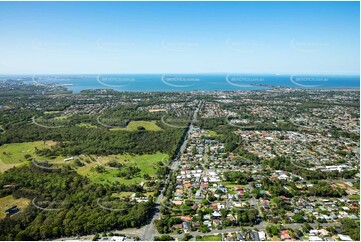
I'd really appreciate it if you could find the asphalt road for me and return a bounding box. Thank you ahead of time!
[55,101,346,241]
[141,101,203,240]
[169,222,341,239]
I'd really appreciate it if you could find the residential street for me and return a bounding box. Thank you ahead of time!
[142,101,203,240]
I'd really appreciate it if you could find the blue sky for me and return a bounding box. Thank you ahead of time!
[0,1,359,75]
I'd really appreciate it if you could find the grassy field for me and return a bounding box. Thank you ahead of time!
[276,119,289,125]
[43,111,61,114]
[111,192,134,198]
[0,141,65,172]
[0,195,30,219]
[110,120,162,131]
[76,123,98,128]
[196,234,222,241]
[76,152,168,185]
[202,130,220,137]
[349,194,360,201]
[110,191,155,199]
[53,115,72,120]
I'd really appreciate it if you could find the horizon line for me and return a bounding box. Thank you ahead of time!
[0,72,360,76]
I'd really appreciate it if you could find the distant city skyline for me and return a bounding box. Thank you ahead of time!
[0,1,359,75]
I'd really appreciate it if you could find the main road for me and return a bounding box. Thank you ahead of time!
[141,100,203,240]
[55,101,341,241]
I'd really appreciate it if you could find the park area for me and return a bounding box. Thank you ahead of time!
[76,152,168,185]
[0,141,65,172]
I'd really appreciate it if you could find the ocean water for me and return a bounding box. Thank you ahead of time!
[3,74,360,93]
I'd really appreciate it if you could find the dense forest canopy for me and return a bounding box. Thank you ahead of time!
[0,165,154,240]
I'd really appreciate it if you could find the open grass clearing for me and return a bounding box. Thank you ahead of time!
[76,152,168,185]
[112,192,134,198]
[202,130,220,137]
[53,115,72,120]
[196,234,222,241]
[109,120,162,131]
[43,111,61,115]
[0,141,65,172]
[0,195,30,220]
[349,194,360,201]
[76,123,98,128]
